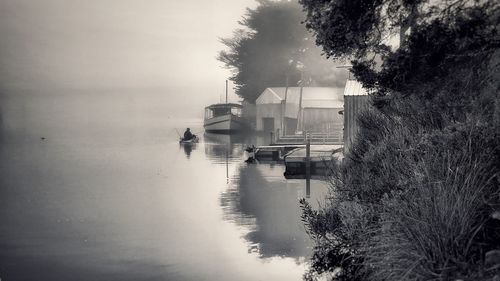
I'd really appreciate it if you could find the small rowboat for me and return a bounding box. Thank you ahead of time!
[179,136,199,144]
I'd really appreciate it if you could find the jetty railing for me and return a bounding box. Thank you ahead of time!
[273,129,343,145]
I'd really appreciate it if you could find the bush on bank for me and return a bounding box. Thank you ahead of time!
[299,1,500,280]
[302,93,500,280]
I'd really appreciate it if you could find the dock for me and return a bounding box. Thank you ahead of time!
[283,145,343,177]
[247,141,343,176]
[250,144,303,162]
[271,130,343,145]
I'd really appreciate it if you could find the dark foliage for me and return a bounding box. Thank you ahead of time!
[299,0,500,280]
[218,0,346,103]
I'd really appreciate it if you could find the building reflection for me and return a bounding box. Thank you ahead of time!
[220,163,329,259]
[202,131,330,259]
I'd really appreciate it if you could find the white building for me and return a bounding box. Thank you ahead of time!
[255,87,344,134]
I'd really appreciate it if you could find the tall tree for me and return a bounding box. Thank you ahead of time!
[218,0,346,103]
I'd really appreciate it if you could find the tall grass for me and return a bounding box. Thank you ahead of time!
[364,149,498,280]
[301,108,500,281]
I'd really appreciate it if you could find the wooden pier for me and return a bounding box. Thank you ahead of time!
[248,137,343,176]
[250,144,303,162]
[283,144,343,177]
[270,129,343,145]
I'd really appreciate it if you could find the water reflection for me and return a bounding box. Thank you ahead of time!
[203,133,246,164]
[0,92,314,281]
[180,142,197,158]
[221,163,328,259]
[204,133,330,259]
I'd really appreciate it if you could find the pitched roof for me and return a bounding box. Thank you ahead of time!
[343,79,369,96]
[256,87,344,107]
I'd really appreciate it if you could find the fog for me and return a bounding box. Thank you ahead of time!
[0,0,256,119]
[0,3,334,280]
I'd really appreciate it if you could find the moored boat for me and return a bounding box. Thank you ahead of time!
[204,79,246,134]
[204,103,245,133]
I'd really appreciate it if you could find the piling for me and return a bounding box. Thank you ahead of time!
[305,136,311,180]
[306,177,311,198]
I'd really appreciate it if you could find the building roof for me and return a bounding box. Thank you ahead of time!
[343,79,369,96]
[256,87,344,108]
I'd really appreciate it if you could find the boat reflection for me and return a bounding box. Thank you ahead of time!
[203,132,270,162]
[203,133,246,164]
[180,142,197,158]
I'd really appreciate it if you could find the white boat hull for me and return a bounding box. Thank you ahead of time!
[204,114,244,133]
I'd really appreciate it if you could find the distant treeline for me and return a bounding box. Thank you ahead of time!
[218,0,347,103]
[297,0,500,281]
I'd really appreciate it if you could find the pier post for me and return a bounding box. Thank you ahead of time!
[305,136,311,181]
[306,177,310,198]
[306,133,311,198]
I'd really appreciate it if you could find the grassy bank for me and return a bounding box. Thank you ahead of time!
[302,102,500,280]
[301,79,500,280]
[300,47,500,281]
[295,2,500,279]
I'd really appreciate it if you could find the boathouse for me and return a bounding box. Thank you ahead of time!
[255,87,343,134]
[343,79,369,152]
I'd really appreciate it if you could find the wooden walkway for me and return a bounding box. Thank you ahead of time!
[283,145,343,177]
[273,131,343,145]
[248,130,344,178]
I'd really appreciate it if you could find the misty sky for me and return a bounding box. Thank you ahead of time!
[0,0,257,110]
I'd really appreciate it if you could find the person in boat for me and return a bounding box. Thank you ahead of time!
[183,128,196,141]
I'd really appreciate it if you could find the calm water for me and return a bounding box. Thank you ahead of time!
[0,92,329,281]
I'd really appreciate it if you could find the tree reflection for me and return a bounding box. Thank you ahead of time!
[220,163,328,259]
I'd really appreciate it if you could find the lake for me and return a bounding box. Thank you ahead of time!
[0,92,330,281]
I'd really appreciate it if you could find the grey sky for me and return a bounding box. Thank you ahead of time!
[0,0,256,107]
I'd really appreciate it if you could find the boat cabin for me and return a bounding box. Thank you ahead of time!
[204,103,243,119]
